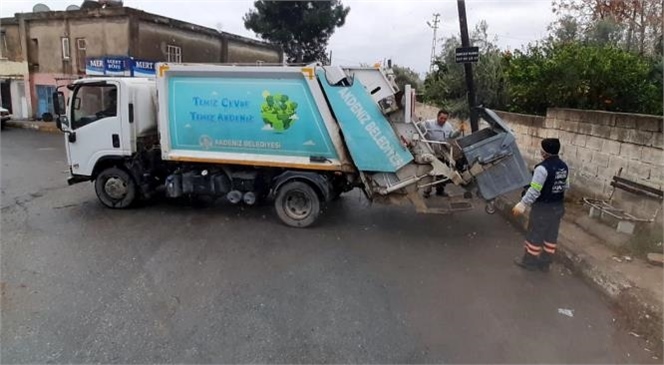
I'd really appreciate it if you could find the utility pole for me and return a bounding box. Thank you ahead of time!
[456,0,478,132]
[426,13,441,73]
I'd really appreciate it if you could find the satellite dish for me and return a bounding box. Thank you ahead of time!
[66,4,81,11]
[32,3,51,12]
[80,0,101,10]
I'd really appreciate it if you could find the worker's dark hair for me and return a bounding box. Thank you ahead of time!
[437,109,449,117]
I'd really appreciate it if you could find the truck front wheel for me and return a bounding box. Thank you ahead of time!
[274,181,321,228]
[95,167,137,209]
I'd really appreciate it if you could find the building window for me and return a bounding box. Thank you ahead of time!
[61,37,70,60]
[166,45,182,63]
[0,31,7,59]
[76,38,87,72]
[29,38,39,69]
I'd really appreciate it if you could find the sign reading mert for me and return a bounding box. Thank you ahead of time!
[455,46,480,63]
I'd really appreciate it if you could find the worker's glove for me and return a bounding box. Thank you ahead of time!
[512,202,527,216]
[458,123,468,134]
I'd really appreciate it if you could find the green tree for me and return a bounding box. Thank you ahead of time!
[244,1,350,63]
[391,64,422,92]
[504,42,662,115]
[552,0,663,55]
[423,21,508,118]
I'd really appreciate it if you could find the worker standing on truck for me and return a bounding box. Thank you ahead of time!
[512,138,569,272]
[423,109,465,197]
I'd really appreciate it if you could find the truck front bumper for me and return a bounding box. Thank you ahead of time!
[68,175,91,185]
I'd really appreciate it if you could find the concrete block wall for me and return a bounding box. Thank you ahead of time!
[414,102,440,121]
[495,108,663,218]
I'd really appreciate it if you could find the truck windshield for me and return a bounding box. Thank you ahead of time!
[72,84,117,129]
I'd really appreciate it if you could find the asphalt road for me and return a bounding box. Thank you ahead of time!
[1,129,658,364]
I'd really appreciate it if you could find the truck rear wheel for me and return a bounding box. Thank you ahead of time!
[95,167,137,209]
[274,181,321,228]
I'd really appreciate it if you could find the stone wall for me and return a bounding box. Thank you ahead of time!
[414,102,440,121]
[496,108,663,217]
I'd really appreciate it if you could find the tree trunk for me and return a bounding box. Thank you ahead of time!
[638,2,646,54]
[626,6,636,52]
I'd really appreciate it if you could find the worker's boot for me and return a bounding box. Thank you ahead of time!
[513,252,540,271]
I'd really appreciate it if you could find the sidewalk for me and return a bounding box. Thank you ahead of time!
[4,120,60,133]
[496,192,663,356]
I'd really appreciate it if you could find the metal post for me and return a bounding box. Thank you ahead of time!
[457,0,478,132]
[427,13,441,73]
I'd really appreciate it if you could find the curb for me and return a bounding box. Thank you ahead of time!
[5,120,60,133]
[495,195,663,356]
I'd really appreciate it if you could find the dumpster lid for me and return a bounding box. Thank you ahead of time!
[476,107,511,133]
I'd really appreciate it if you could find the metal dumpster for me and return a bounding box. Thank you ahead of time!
[456,108,531,200]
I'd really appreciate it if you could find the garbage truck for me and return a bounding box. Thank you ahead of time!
[52,62,531,227]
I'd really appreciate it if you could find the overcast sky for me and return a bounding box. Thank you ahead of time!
[1,0,556,75]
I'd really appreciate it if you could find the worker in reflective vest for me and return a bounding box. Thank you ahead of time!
[512,138,569,272]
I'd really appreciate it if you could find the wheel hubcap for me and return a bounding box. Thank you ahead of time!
[105,177,128,200]
[284,191,311,220]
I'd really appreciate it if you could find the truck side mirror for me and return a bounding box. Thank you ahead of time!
[53,91,66,116]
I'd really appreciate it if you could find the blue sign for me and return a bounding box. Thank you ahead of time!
[86,58,105,75]
[167,76,339,159]
[105,57,131,76]
[316,70,412,172]
[132,59,155,77]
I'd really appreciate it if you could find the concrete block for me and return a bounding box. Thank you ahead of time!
[576,147,593,163]
[610,127,630,141]
[586,136,603,151]
[531,137,543,148]
[591,111,616,127]
[558,131,573,144]
[641,147,664,166]
[601,140,621,155]
[617,221,636,235]
[590,124,612,139]
[615,114,636,129]
[566,109,584,121]
[577,122,593,135]
[638,117,662,132]
[597,164,616,179]
[571,133,588,147]
[592,152,610,167]
[625,130,653,146]
[619,143,643,161]
[582,163,598,177]
[608,156,629,175]
[559,120,578,132]
[543,117,556,129]
[560,145,577,159]
[544,129,559,138]
[626,161,651,180]
[648,167,664,185]
[650,133,663,149]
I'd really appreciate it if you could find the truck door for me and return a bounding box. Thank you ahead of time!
[67,81,128,177]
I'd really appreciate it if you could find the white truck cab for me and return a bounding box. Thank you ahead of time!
[58,78,157,181]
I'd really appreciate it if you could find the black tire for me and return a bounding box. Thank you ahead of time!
[95,167,137,209]
[274,181,321,228]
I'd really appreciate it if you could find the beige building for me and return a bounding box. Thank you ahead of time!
[0,6,282,119]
